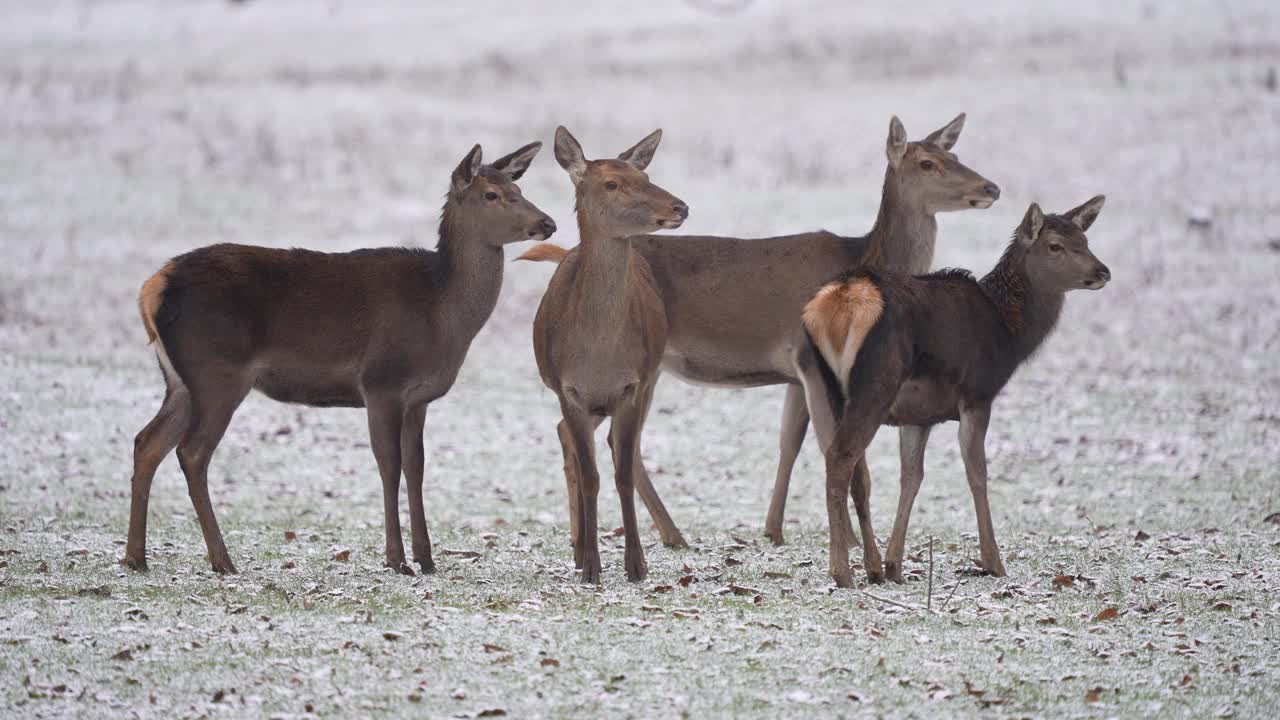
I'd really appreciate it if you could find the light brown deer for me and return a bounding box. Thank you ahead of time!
[520,115,998,548]
[123,141,554,575]
[532,126,688,584]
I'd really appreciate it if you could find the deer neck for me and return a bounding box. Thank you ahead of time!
[863,167,938,275]
[570,208,634,335]
[434,213,505,338]
[979,243,1065,362]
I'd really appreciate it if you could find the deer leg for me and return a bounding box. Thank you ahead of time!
[824,450,858,588]
[609,392,649,582]
[556,418,581,551]
[797,345,858,549]
[615,382,686,549]
[562,404,602,584]
[884,424,931,583]
[124,384,191,571]
[367,395,411,575]
[959,401,1006,577]
[175,377,251,575]
[401,402,433,574]
[764,383,808,546]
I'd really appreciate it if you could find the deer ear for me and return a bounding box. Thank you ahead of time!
[923,112,965,150]
[886,116,908,169]
[490,141,542,182]
[554,126,587,185]
[452,144,483,192]
[617,128,663,170]
[1064,194,1106,231]
[1018,202,1045,246]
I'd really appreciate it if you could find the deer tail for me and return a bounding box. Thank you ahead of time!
[801,276,885,401]
[138,262,174,344]
[515,244,570,264]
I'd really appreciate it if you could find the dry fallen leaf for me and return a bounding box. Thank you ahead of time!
[1134,529,1151,541]
[333,549,351,562]
[677,575,697,587]
[652,585,674,593]
[482,643,507,653]
[540,658,560,668]
[1211,602,1233,611]
[477,710,507,717]
[110,649,133,661]
[1094,607,1120,621]
[847,690,871,703]
[441,549,481,559]
[1264,512,1280,525]
[1052,574,1075,590]
[383,632,402,641]
[1085,687,1104,703]
[284,530,297,541]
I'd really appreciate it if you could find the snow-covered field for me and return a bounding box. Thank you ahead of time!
[2,0,1279,717]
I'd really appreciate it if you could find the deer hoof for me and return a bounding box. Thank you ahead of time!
[885,561,905,584]
[121,555,148,572]
[416,558,436,575]
[983,559,1008,578]
[865,567,886,585]
[764,528,786,546]
[625,557,648,583]
[579,557,603,585]
[832,571,854,589]
[211,558,238,575]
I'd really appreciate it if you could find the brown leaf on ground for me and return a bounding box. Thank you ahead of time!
[540,658,560,668]
[1179,674,1194,687]
[1094,607,1120,621]
[482,643,507,653]
[651,585,674,593]
[111,649,133,661]
[764,570,792,579]
[477,709,507,717]
[847,691,871,703]
[1037,617,1058,625]
[677,575,697,587]
[383,632,402,641]
[1134,529,1151,541]
[1264,512,1280,525]
[333,549,350,562]
[284,530,297,541]
[1052,574,1075,590]
[1085,687,1104,703]
[1211,602,1232,611]
[612,526,625,536]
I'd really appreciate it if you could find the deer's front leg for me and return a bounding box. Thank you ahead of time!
[560,401,602,584]
[401,403,433,574]
[367,395,412,575]
[958,401,1006,577]
[765,383,809,546]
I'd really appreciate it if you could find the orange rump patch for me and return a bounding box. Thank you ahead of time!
[516,244,570,264]
[138,262,174,344]
[802,277,884,393]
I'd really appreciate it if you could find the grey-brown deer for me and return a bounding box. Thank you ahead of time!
[520,114,998,548]
[800,197,1109,586]
[123,141,554,575]
[531,126,688,584]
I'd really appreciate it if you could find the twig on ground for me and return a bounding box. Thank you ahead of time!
[927,535,935,611]
[861,590,923,612]
[939,579,963,613]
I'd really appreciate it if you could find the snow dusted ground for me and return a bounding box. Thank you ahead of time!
[1,0,1278,717]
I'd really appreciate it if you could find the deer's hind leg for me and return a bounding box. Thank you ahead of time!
[176,370,253,574]
[765,383,808,546]
[124,380,191,571]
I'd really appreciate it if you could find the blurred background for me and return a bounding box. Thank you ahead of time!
[2,0,1277,542]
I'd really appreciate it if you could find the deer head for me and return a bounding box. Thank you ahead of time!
[447,142,556,247]
[1017,196,1111,291]
[553,126,689,238]
[885,113,1001,213]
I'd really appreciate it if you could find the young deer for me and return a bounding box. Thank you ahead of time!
[799,197,1110,587]
[520,115,999,547]
[123,141,555,575]
[532,126,688,584]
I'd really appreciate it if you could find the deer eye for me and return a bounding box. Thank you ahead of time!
[484,191,499,201]
[919,160,935,171]
[605,180,619,191]
[1049,242,1064,253]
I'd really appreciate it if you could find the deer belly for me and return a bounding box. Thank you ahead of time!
[660,344,794,388]
[254,370,364,408]
[885,379,959,426]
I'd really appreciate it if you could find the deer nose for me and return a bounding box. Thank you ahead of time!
[538,218,557,237]
[672,202,689,219]
[983,183,1001,199]
[1095,265,1111,283]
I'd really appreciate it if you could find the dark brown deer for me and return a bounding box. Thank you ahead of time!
[532,126,688,584]
[799,197,1109,586]
[519,115,999,548]
[123,141,555,575]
